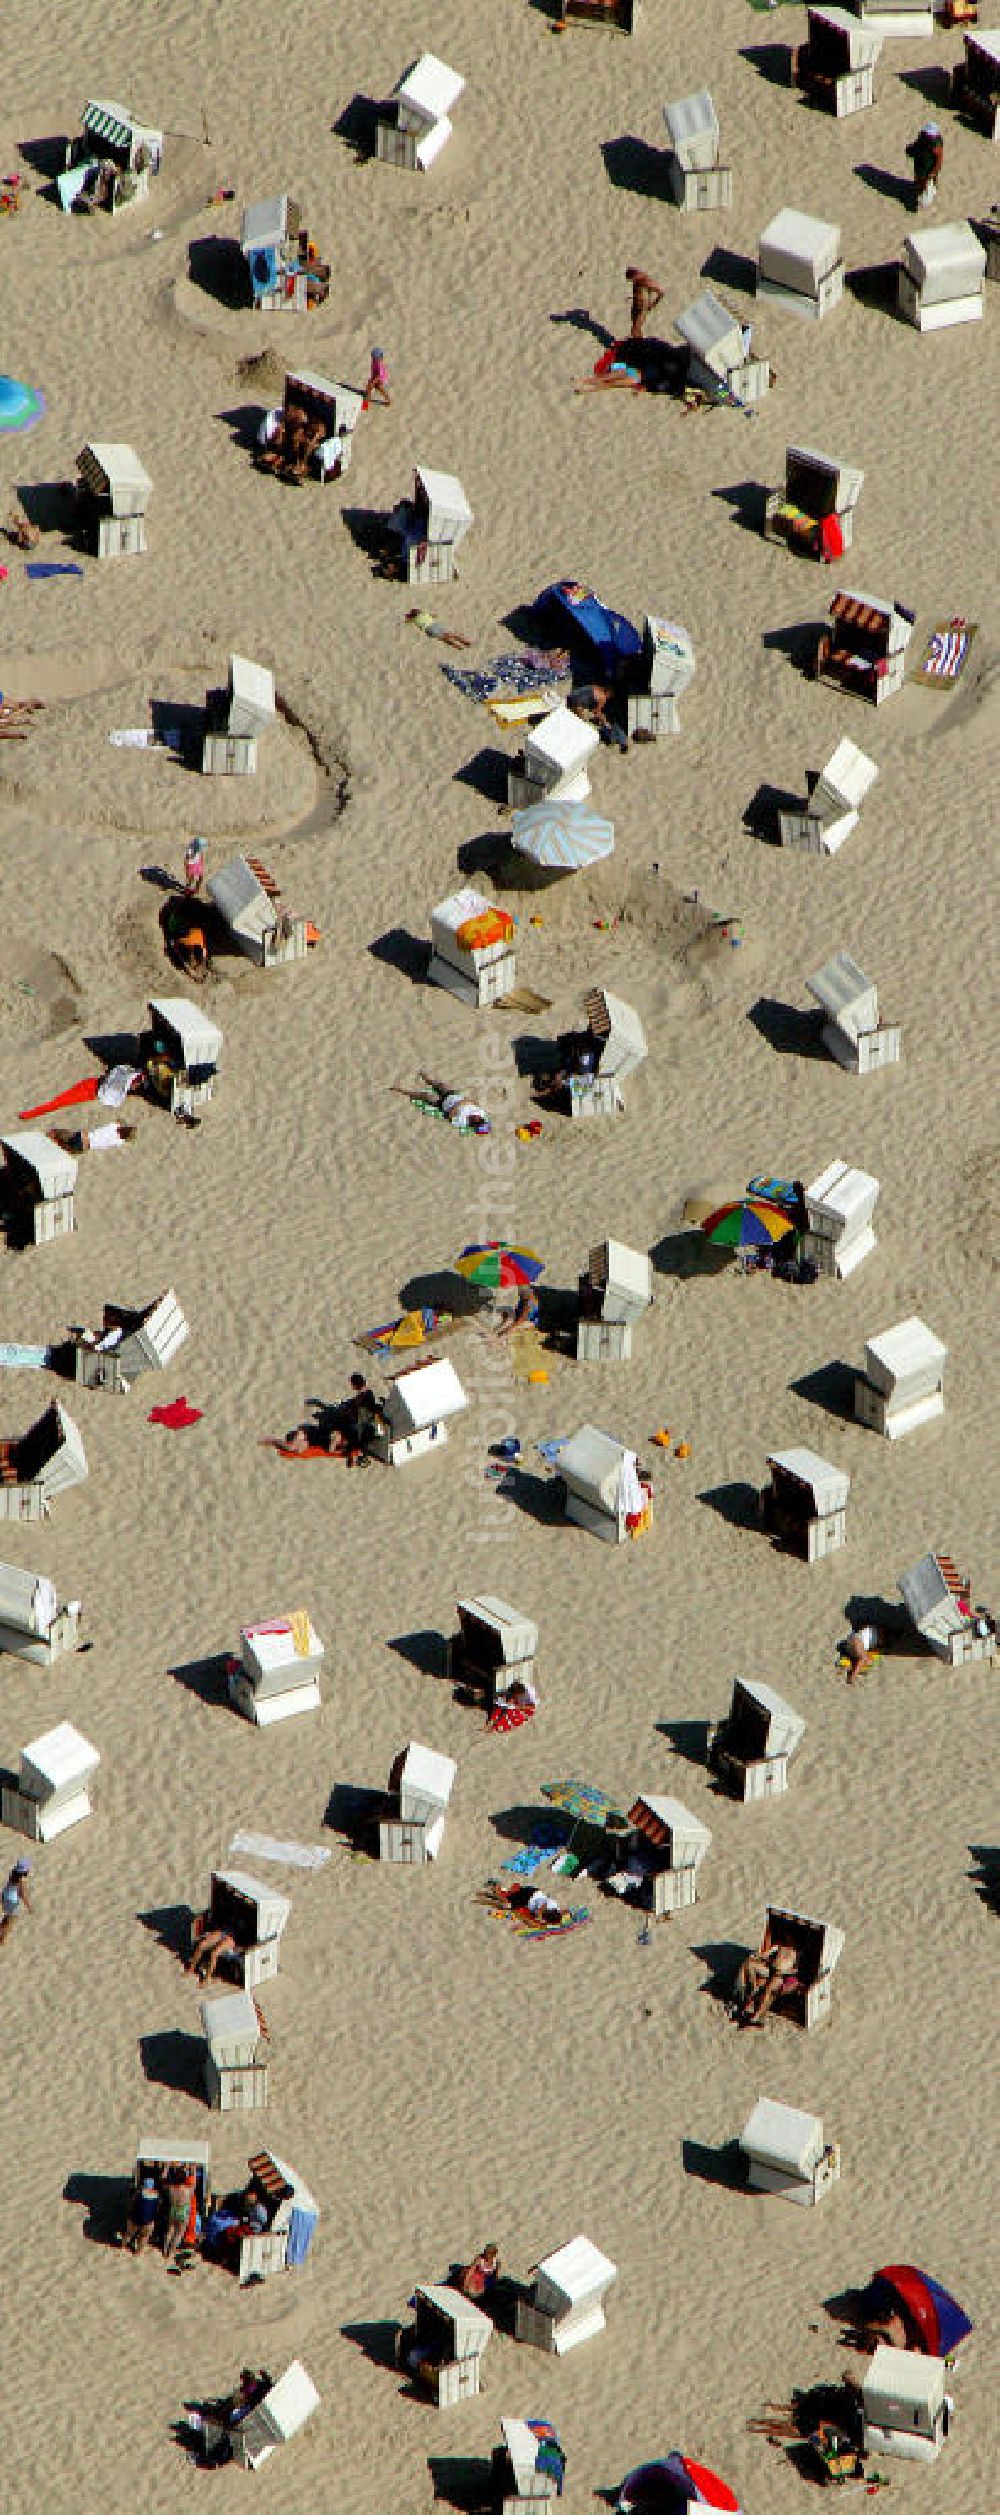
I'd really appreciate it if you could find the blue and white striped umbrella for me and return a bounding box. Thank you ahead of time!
[510,799,615,873]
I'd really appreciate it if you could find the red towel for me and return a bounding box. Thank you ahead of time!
[19,1077,100,1121]
[488,1703,536,1734]
[148,1397,203,1429]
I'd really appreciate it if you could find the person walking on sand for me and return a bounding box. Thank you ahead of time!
[366,346,391,407]
[0,1856,32,1945]
[626,266,664,338]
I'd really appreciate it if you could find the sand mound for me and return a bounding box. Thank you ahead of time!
[0,940,81,1042]
[0,667,318,838]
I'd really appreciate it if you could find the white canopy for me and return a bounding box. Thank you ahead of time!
[584,1239,652,1324]
[1,1132,77,1199]
[902,222,986,293]
[805,1159,879,1234]
[200,1987,260,2055]
[414,466,472,545]
[82,100,162,153]
[252,2362,320,2443]
[285,369,364,435]
[767,1448,850,1513]
[898,1553,969,1641]
[0,1562,60,1637]
[814,742,879,822]
[806,952,879,1038]
[394,55,465,130]
[431,885,493,937]
[387,1358,467,1431]
[863,2346,944,2419]
[20,1723,99,1794]
[523,705,599,781]
[137,2133,211,2172]
[226,654,275,737]
[208,857,279,943]
[456,1595,538,1660]
[807,6,883,67]
[863,1318,945,1397]
[729,1676,806,1759]
[759,207,842,290]
[560,1425,639,1513]
[241,194,292,251]
[676,291,745,377]
[76,442,152,506]
[585,989,648,1081]
[211,1869,291,1940]
[740,2097,824,2177]
[147,998,223,1066]
[532,2236,617,2313]
[785,442,864,511]
[397,1741,457,1816]
[629,1795,711,1865]
[414,2282,492,2350]
[662,90,720,172]
[643,615,696,697]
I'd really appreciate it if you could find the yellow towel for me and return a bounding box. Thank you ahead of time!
[290,1609,311,1658]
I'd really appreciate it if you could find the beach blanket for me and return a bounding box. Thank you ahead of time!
[489,1702,536,1734]
[229,1829,331,1870]
[25,562,83,580]
[516,1906,591,1941]
[261,1438,335,1459]
[19,1077,100,1120]
[148,1396,203,1428]
[501,1819,568,1876]
[915,618,978,685]
[109,726,184,749]
[355,1307,462,1355]
[0,1344,52,1370]
[442,651,571,703]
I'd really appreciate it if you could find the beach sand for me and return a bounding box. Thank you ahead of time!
[0,2,998,2506]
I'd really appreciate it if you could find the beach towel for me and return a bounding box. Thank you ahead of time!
[0,1343,52,1370]
[261,1438,336,1459]
[98,1064,141,1107]
[489,1701,536,1733]
[148,1396,203,1428]
[229,1829,331,1870]
[514,1905,592,1940]
[19,1077,100,1121]
[25,562,83,580]
[536,1438,568,1466]
[109,726,183,749]
[915,618,978,685]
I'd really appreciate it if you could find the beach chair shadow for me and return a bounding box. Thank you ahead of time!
[512,1031,560,1082]
[388,1630,447,1678]
[368,927,431,985]
[600,135,669,199]
[398,1271,482,1318]
[656,1718,710,1770]
[84,1027,141,1068]
[712,479,767,535]
[217,401,266,453]
[150,696,204,763]
[428,2455,494,2511]
[843,1591,907,1642]
[166,1652,233,1709]
[749,998,827,1058]
[138,1902,192,1960]
[845,260,901,314]
[15,479,78,540]
[739,41,793,86]
[325,1781,385,1844]
[739,782,776,842]
[698,1481,761,1530]
[790,1360,856,1421]
[853,162,914,210]
[761,620,823,674]
[63,2169,131,2245]
[139,2028,206,2100]
[332,93,382,156]
[340,2318,402,2368]
[342,504,391,558]
[500,601,550,646]
[822,2284,872,2346]
[969,1844,1000,1908]
[682,2136,747,2190]
[455,746,511,807]
[500,1465,566,1523]
[897,63,951,105]
[188,235,250,307]
[692,1939,751,2006]
[701,243,758,296]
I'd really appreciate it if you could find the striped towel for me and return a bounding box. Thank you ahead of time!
[921,621,973,681]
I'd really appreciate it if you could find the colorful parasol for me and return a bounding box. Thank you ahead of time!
[870,2266,973,2357]
[0,374,46,433]
[619,2455,742,2511]
[511,799,615,874]
[540,1779,626,1828]
[455,1242,544,1289]
[700,1197,795,1252]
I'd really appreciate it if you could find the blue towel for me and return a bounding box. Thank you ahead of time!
[25,563,83,580]
[285,2205,317,2268]
[0,1344,52,1369]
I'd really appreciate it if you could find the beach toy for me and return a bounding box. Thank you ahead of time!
[528,1369,548,1385]
[515,1126,533,1142]
[652,1429,671,1448]
[530,913,544,926]
[675,1441,691,1459]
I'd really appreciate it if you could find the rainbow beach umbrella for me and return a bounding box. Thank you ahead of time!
[454,1242,544,1290]
[870,2266,973,2357]
[0,374,46,434]
[700,1196,795,1253]
[619,2453,743,2511]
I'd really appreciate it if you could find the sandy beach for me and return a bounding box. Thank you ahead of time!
[1,1,998,2506]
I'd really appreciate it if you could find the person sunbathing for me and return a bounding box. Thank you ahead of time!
[393,1075,491,1135]
[736,1940,800,2026]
